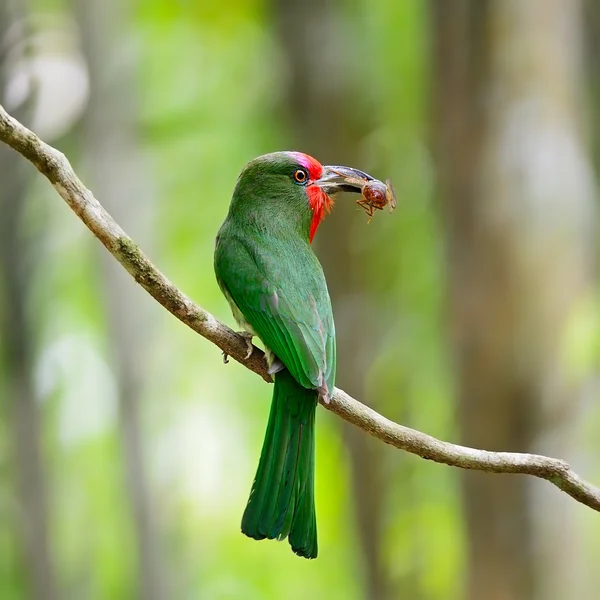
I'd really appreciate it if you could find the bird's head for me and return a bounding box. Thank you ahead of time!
[231,151,375,243]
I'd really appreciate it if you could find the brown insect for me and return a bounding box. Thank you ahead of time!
[357,179,397,222]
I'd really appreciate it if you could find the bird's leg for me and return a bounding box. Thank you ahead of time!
[239,331,254,360]
[222,331,254,364]
[317,382,331,405]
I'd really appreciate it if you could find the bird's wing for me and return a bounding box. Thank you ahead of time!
[215,234,335,397]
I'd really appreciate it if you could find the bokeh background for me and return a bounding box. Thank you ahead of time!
[1,1,600,599]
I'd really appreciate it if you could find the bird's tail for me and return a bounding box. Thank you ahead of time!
[241,368,318,559]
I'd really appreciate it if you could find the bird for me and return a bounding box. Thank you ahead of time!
[214,151,374,558]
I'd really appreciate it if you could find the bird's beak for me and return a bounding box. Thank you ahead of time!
[316,165,375,195]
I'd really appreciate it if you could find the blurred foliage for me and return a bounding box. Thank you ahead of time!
[1,0,599,599]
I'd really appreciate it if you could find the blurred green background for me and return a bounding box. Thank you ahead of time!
[1,1,600,599]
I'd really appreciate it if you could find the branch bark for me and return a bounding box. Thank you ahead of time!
[1,104,599,514]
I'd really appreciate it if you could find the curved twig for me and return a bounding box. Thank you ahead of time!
[1,104,599,513]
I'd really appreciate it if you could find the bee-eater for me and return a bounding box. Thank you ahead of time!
[214,151,373,558]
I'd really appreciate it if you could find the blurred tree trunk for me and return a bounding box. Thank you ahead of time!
[273,1,406,598]
[74,1,165,599]
[0,4,59,599]
[432,2,596,600]
[586,0,600,173]
[584,1,600,595]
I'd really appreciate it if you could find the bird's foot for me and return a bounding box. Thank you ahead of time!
[222,332,254,364]
[317,383,331,405]
[320,392,331,405]
[222,332,253,365]
[238,331,254,360]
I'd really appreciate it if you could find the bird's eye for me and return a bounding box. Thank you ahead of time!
[293,169,308,184]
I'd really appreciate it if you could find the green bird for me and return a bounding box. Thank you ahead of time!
[214,151,374,559]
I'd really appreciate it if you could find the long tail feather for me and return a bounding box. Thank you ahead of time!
[241,369,318,559]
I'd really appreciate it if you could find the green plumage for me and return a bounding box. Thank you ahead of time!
[214,152,336,559]
[241,369,317,558]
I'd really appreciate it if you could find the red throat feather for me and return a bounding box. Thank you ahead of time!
[288,152,334,243]
[307,186,334,243]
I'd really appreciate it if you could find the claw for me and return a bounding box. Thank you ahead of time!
[239,331,254,360]
[222,332,253,365]
[316,377,331,404]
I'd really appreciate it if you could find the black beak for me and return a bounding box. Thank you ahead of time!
[316,165,375,195]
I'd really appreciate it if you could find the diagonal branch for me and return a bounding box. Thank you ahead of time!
[1,103,599,513]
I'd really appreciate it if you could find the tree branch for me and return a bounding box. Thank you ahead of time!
[1,104,599,513]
